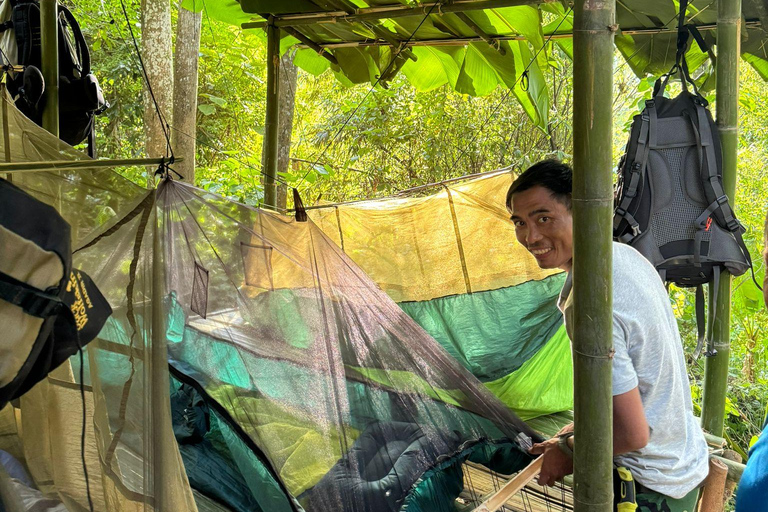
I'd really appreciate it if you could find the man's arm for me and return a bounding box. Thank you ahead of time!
[613,386,649,454]
[530,387,648,486]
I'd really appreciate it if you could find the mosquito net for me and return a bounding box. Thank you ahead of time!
[0,87,556,511]
[309,172,573,419]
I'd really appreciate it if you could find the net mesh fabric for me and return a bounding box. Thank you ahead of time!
[1,91,197,511]
[0,88,550,511]
[308,171,572,421]
[159,181,539,510]
[651,146,702,247]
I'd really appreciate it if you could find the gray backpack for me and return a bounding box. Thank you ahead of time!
[613,75,753,358]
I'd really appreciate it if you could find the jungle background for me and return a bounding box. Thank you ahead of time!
[71,0,767,471]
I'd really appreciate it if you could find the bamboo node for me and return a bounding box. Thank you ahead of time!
[573,348,615,360]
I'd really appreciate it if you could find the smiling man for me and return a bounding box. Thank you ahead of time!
[506,160,708,512]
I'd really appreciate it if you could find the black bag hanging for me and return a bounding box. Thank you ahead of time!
[613,0,756,358]
[0,0,107,151]
[0,177,112,409]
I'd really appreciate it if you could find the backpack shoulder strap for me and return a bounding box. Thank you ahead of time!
[58,4,90,74]
[0,271,63,318]
[614,99,656,243]
[693,103,754,268]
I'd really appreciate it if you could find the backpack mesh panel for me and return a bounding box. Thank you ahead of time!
[650,147,702,247]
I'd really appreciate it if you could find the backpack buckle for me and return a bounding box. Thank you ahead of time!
[615,207,626,217]
[631,223,641,236]
[726,218,742,232]
[716,195,729,205]
[631,162,642,172]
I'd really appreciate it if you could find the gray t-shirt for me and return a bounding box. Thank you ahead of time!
[558,242,709,498]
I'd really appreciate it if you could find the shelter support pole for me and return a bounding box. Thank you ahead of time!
[701,0,741,438]
[40,0,58,137]
[263,20,280,208]
[571,0,615,510]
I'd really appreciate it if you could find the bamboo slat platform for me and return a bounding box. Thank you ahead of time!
[459,461,574,512]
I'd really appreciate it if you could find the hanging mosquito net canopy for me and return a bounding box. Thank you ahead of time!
[0,91,546,511]
[309,172,572,421]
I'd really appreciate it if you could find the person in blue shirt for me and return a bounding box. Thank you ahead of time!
[735,212,768,512]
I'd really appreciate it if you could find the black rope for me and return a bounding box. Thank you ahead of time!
[78,342,95,512]
[118,0,174,161]
[295,2,441,189]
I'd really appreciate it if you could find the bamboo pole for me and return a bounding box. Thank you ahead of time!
[241,0,547,27]
[712,453,745,483]
[697,458,728,512]
[262,20,280,208]
[40,0,58,136]
[283,21,760,50]
[571,0,616,509]
[0,157,182,172]
[1,84,10,164]
[701,0,741,438]
[472,457,544,512]
[720,449,742,501]
[455,12,506,54]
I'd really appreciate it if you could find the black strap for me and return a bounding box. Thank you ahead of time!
[685,24,710,54]
[58,5,91,74]
[293,187,307,222]
[704,269,720,357]
[614,103,654,242]
[693,284,706,359]
[0,271,63,318]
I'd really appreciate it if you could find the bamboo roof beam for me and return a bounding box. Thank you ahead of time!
[281,25,339,65]
[454,12,506,54]
[363,22,418,61]
[284,20,760,49]
[0,157,183,172]
[241,0,550,28]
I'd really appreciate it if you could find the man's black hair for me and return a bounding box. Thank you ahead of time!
[505,159,573,213]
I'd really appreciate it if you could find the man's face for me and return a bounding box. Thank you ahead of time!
[509,185,574,272]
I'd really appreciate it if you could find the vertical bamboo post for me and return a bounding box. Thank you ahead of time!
[572,0,616,510]
[40,0,58,137]
[701,0,741,438]
[262,19,280,208]
[697,458,729,512]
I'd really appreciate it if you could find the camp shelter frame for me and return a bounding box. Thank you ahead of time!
[227,1,750,510]
[26,0,748,510]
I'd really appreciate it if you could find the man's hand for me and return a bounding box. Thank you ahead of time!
[529,438,573,487]
[556,422,574,436]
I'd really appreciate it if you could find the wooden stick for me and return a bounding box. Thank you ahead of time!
[697,457,728,512]
[472,456,544,512]
[720,450,742,503]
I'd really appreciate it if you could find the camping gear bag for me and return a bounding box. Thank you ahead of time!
[0,177,111,409]
[0,0,106,147]
[613,74,752,357]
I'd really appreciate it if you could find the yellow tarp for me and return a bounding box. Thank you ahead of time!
[310,171,559,303]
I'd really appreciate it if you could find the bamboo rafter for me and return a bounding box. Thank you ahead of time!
[241,0,551,28]
[273,20,761,50]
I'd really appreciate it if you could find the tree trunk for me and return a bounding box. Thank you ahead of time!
[141,0,174,166]
[276,51,298,210]
[173,2,202,185]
